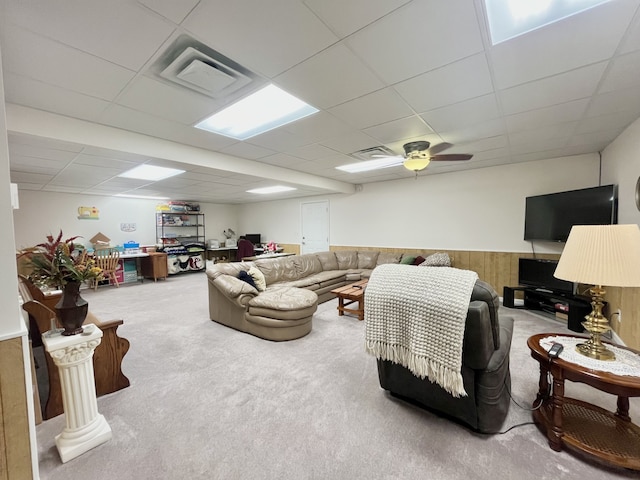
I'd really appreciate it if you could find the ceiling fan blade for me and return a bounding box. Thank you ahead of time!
[427,142,453,155]
[370,154,403,159]
[430,153,473,161]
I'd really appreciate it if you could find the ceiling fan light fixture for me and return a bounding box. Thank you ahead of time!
[403,158,430,172]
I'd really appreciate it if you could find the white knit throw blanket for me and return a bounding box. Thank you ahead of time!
[364,264,479,398]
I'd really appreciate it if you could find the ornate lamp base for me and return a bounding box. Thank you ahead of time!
[577,285,615,361]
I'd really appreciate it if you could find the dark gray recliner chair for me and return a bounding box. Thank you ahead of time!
[376,280,514,433]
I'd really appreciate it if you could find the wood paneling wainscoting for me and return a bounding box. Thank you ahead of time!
[328,245,639,350]
[0,335,34,479]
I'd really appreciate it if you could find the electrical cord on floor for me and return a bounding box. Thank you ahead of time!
[475,378,546,435]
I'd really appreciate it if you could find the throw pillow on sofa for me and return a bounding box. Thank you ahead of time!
[248,266,267,292]
[412,255,425,265]
[238,270,258,290]
[419,252,452,267]
[400,255,416,265]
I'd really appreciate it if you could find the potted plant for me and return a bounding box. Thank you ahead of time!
[21,230,103,335]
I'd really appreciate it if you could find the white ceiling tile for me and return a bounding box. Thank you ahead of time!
[488,0,636,89]
[42,185,86,193]
[499,62,607,115]
[509,138,569,156]
[575,110,640,135]
[286,144,338,161]
[508,122,577,147]
[454,136,508,154]
[117,76,220,125]
[182,0,337,78]
[394,54,493,114]
[586,85,640,117]
[49,165,121,186]
[137,0,199,23]
[10,171,55,184]
[260,154,312,169]
[420,94,500,132]
[283,112,352,144]
[10,158,67,175]
[438,118,506,145]
[8,134,84,153]
[3,0,175,70]
[246,128,310,152]
[220,143,275,160]
[9,143,78,162]
[1,25,136,101]
[99,104,236,151]
[618,6,640,55]
[328,88,414,129]
[599,50,640,94]
[72,154,138,170]
[319,131,382,155]
[567,127,626,148]
[275,44,385,109]
[4,74,111,122]
[504,99,590,133]
[14,182,45,192]
[346,0,483,84]
[364,117,433,145]
[303,0,411,38]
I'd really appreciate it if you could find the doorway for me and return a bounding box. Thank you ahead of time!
[301,200,329,254]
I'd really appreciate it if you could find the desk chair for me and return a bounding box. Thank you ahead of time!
[94,248,120,290]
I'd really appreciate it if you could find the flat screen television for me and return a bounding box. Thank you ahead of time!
[518,258,574,294]
[245,234,261,245]
[524,184,618,242]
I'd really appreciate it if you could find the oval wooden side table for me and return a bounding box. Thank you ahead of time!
[527,333,640,470]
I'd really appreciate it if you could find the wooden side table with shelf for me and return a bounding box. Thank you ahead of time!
[527,333,640,470]
[140,252,168,281]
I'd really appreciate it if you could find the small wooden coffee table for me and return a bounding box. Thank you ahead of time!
[331,280,368,321]
[528,333,640,470]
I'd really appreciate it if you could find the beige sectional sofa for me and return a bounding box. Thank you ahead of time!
[206,250,418,341]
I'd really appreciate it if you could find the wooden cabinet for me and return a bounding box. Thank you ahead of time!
[141,252,168,281]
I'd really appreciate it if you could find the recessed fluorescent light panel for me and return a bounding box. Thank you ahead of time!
[195,84,319,140]
[485,0,610,45]
[118,165,185,181]
[247,186,297,194]
[114,194,170,200]
[336,157,403,173]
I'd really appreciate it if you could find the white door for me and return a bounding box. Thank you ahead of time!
[301,200,329,254]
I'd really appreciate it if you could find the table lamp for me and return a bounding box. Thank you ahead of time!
[554,224,640,361]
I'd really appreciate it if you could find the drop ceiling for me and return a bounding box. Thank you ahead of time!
[1,0,640,204]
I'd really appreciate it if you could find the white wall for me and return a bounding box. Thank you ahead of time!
[12,190,238,250]
[238,154,602,253]
[601,116,640,225]
[0,44,23,338]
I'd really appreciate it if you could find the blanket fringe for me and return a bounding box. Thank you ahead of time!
[366,340,467,398]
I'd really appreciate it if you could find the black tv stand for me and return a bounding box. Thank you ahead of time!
[503,286,591,333]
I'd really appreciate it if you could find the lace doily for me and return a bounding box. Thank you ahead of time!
[540,336,640,377]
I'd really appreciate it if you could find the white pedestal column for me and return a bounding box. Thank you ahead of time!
[42,325,112,463]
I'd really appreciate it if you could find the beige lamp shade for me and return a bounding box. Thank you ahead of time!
[554,224,640,287]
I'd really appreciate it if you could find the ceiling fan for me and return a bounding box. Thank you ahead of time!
[376,141,473,177]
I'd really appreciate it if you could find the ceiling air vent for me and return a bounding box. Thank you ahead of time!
[160,47,252,98]
[349,146,396,161]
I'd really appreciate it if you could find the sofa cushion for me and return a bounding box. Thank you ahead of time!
[376,252,402,266]
[293,254,323,278]
[248,287,318,320]
[315,251,339,271]
[335,251,358,269]
[357,251,379,269]
[255,257,298,285]
[248,266,266,291]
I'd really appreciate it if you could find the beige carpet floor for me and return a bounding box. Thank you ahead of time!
[34,272,640,480]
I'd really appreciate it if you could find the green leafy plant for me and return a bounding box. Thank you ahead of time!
[21,230,103,289]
